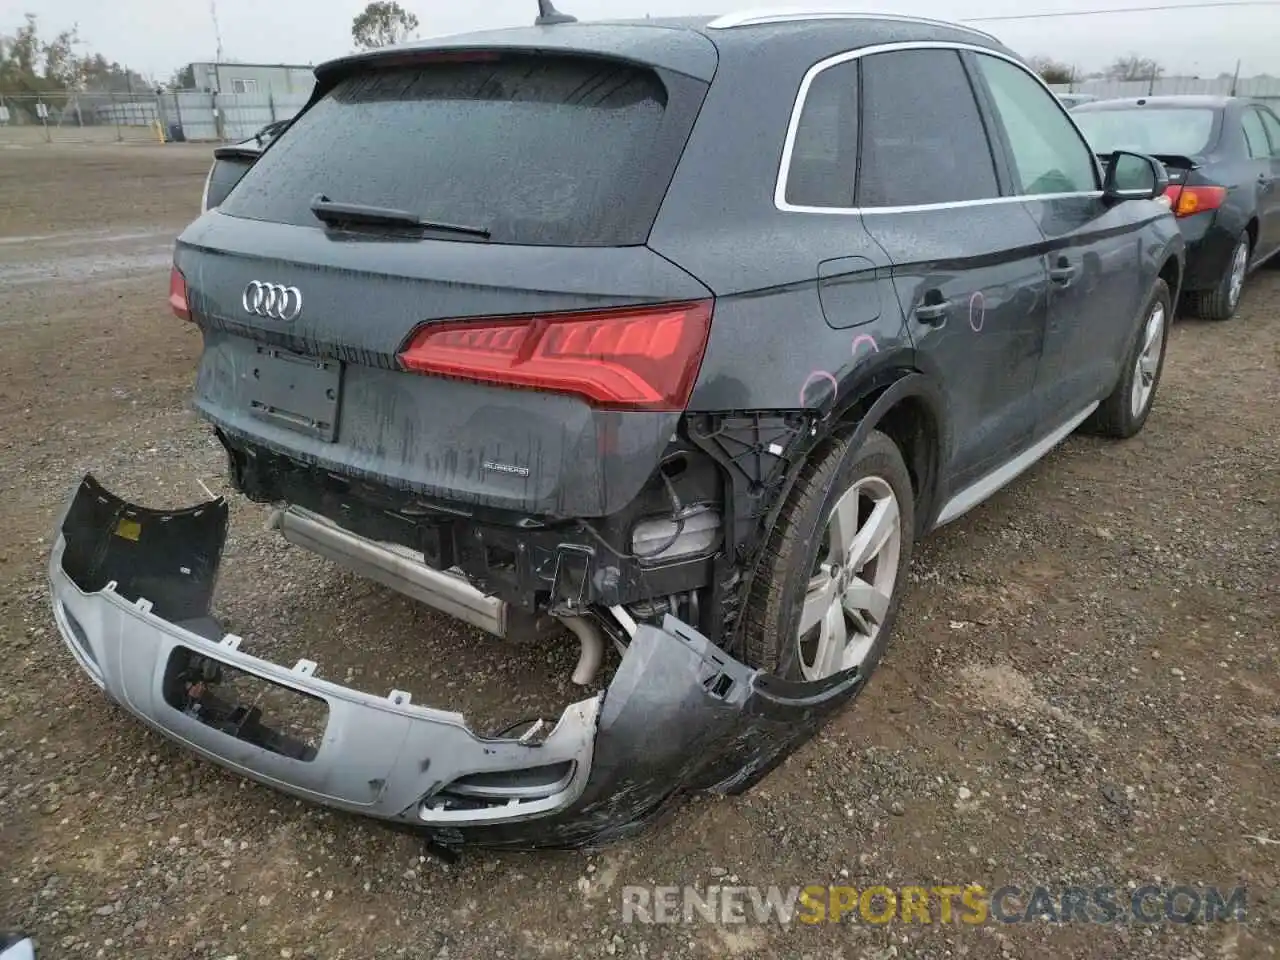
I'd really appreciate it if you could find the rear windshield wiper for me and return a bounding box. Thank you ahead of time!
[309,194,491,239]
[255,118,290,145]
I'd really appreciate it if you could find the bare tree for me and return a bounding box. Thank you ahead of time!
[42,25,82,89]
[0,14,45,93]
[1025,55,1075,85]
[351,1,420,51]
[0,15,89,96]
[1106,54,1164,82]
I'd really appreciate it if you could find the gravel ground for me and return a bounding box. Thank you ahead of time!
[0,144,1277,960]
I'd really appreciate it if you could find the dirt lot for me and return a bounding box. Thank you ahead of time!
[0,143,1276,960]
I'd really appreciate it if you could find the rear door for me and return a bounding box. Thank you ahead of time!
[854,47,1050,492]
[968,51,1152,424]
[1245,104,1280,260]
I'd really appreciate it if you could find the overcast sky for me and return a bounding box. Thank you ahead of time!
[4,0,1279,82]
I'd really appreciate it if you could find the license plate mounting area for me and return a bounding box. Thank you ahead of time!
[245,345,342,442]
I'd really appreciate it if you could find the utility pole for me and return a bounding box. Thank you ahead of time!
[210,0,225,64]
[210,0,225,141]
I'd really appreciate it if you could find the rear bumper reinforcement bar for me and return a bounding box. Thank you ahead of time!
[47,474,866,849]
[266,504,508,638]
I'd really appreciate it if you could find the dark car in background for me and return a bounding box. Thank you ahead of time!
[50,9,1183,851]
[1073,95,1280,320]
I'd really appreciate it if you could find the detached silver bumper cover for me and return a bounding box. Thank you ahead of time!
[48,475,866,850]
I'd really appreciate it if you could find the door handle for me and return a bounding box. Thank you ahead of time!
[1049,263,1078,286]
[914,296,951,325]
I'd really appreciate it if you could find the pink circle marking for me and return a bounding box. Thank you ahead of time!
[969,291,986,332]
[799,370,839,409]
[851,334,880,358]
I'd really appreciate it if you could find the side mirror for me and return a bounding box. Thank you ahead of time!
[1103,150,1170,202]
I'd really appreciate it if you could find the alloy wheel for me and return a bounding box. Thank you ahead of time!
[1130,300,1166,420]
[796,476,902,680]
[1228,239,1249,311]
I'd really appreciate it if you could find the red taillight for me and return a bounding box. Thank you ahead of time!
[1162,184,1225,218]
[397,300,715,411]
[169,266,191,321]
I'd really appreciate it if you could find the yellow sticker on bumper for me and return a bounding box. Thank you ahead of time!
[114,517,142,542]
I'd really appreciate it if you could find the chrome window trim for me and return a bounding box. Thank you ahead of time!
[706,8,999,42]
[774,40,1105,214]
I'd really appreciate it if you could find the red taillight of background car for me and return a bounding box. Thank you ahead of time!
[169,266,191,321]
[397,300,715,411]
[1162,184,1226,218]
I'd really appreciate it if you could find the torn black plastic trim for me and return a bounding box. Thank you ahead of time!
[413,613,867,850]
[60,473,229,622]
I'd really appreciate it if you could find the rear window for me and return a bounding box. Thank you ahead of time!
[219,55,676,246]
[1072,107,1217,158]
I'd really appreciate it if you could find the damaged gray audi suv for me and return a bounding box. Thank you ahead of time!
[48,6,1183,851]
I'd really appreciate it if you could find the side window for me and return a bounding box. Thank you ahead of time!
[857,50,1000,208]
[1242,108,1270,159]
[973,53,1098,196]
[1260,107,1280,157]
[784,60,858,208]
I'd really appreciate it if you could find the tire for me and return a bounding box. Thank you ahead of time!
[741,429,915,682]
[1190,231,1250,321]
[1082,278,1171,439]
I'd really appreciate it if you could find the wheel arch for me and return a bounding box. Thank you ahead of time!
[708,365,948,654]
[777,364,949,540]
[829,371,949,537]
[1157,248,1183,304]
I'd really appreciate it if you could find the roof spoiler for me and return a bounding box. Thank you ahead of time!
[1148,153,1200,171]
[1095,151,1200,171]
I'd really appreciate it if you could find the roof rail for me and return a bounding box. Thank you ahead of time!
[705,7,999,42]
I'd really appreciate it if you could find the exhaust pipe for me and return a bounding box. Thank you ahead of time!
[268,506,508,637]
[557,615,606,686]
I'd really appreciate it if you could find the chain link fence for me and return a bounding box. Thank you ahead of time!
[0,90,310,145]
[0,92,164,144]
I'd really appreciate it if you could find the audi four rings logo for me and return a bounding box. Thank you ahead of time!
[242,281,303,321]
